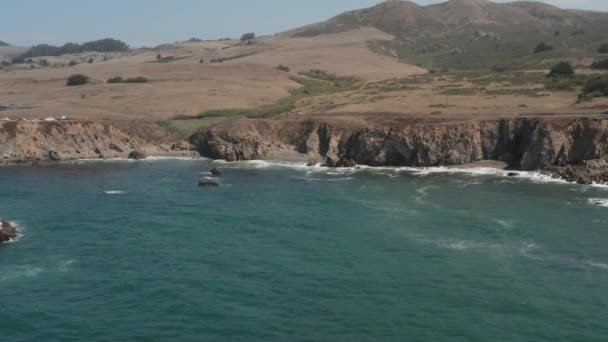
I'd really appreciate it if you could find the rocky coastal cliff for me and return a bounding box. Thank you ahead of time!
[0,121,144,164]
[190,117,608,183]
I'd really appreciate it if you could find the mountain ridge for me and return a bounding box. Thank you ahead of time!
[289,0,608,69]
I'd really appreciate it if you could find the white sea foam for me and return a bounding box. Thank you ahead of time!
[585,261,608,270]
[104,190,127,195]
[494,219,516,230]
[0,265,43,282]
[588,198,608,207]
[207,159,608,188]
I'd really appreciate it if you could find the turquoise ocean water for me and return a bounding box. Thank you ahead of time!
[0,159,607,341]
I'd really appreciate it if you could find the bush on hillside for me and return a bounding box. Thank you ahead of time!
[69,60,78,66]
[66,74,89,86]
[598,44,608,54]
[13,38,129,63]
[107,76,148,83]
[580,76,608,98]
[107,76,124,83]
[591,59,608,70]
[88,57,94,64]
[547,62,574,78]
[240,32,255,41]
[277,64,290,72]
[534,42,554,54]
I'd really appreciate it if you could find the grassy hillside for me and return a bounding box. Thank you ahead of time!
[0,41,9,47]
[291,0,608,70]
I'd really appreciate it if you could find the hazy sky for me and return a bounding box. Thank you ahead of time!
[2,0,607,47]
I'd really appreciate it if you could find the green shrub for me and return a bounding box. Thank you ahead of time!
[591,59,608,70]
[66,74,89,86]
[126,77,148,83]
[277,64,290,72]
[107,76,124,83]
[107,76,148,83]
[598,44,608,54]
[581,76,608,98]
[534,42,554,54]
[240,32,255,41]
[69,60,78,66]
[548,62,574,78]
[88,57,94,64]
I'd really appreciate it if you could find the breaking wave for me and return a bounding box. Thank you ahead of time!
[588,198,608,207]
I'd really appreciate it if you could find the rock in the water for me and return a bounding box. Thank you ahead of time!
[0,220,17,243]
[335,157,356,168]
[198,178,219,187]
[128,150,147,160]
[507,172,519,177]
[306,158,318,167]
[210,168,221,176]
[48,150,61,162]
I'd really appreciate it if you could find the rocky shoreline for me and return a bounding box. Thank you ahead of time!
[190,117,608,185]
[2,117,608,185]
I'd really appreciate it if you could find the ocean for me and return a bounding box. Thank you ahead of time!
[1,158,607,341]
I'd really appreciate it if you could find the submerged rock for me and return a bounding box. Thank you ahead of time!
[507,172,519,177]
[198,179,219,187]
[128,150,147,160]
[0,220,17,243]
[210,168,221,176]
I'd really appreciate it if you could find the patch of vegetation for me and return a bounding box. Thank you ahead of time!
[547,62,575,78]
[580,76,608,99]
[534,42,554,54]
[210,52,257,63]
[591,59,608,70]
[150,55,189,63]
[107,76,148,84]
[277,64,290,72]
[168,73,361,135]
[599,44,608,54]
[298,69,359,88]
[186,38,203,43]
[484,88,544,97]
[0,40,9,46]
[14,38,129,63]
[440,88,477,96]
[165,117,237,137]
[544,76,586,91]
[240,33,255,41]
[66,74,89,86]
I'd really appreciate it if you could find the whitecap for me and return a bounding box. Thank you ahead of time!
[494,219,516,230]
[585,261,608,270]
[58,259,75,272]
[0,265,43,282]
[104,190,127,195]
[588,198,608,207]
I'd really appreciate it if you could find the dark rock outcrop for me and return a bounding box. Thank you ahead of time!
[210,168,221,176]
[48,150,61,162]
[0,220,17,243]
[190,117,608,182]
[128,150,147,160]
[198,178,219,187]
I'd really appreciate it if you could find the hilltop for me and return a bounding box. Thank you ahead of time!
[290,0,608,69]
[0,41,9,47]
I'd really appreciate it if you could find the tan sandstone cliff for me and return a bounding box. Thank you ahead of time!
[0,121,144,164]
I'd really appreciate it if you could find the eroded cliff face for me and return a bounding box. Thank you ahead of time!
[190,117,608,172]
[0,121,142,164]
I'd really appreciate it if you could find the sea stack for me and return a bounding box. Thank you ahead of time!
[0,220,17,243]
